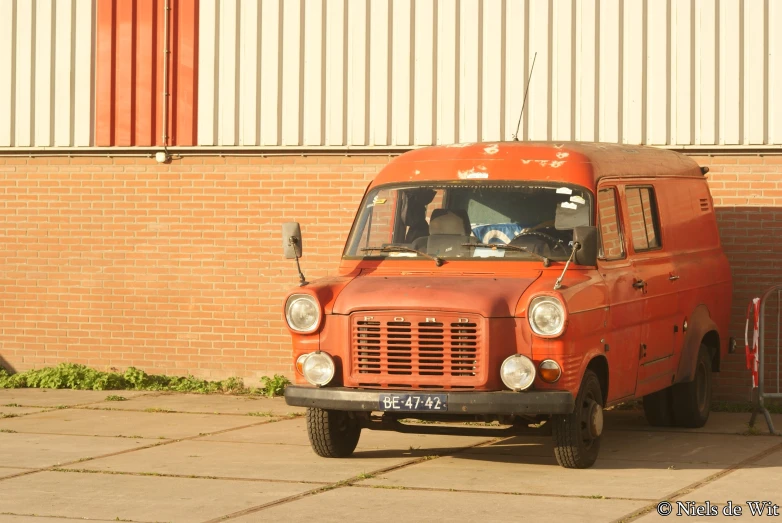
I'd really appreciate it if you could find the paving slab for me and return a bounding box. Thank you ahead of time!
[633,448,782,523]
[0,467,30,479]
[0,406,46,417]
[0,470,313,523]
[605,409,782,436]
[201,416,492,452]
[88,392,306,416]
[485,430,781,466]
[229,484,648,523]
[0,432,149,469]
[0,408,268,439]
[0,389,149,408]
[78,438,430,484]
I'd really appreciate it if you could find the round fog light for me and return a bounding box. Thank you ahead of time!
[500,354,536,391]
[539,359,562,383]
[302,352,335,386]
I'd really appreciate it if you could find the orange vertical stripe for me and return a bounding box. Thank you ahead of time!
[95,0,115,146]
[173,0,198,146]
[135,0,156,145]
[114,0,135,145]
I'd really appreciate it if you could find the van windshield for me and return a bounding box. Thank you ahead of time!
[343,182,593,261]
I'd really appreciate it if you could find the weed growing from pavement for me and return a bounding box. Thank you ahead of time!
[104,395,128,402]
[0,363,290,397]
[0,429,17,433]
[247,411,275,417]
[712,400,782,414]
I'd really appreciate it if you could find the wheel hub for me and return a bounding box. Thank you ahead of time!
[587,400,603,438]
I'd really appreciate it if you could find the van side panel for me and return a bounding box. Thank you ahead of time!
[660,178,732,381]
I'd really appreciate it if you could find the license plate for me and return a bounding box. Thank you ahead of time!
[378,393,448,412]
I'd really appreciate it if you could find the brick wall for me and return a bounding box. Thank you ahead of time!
[0,153,780,399]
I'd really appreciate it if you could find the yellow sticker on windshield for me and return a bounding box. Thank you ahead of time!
[373,198,387,204]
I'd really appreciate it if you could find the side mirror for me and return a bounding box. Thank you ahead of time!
[573,226,598,266]
[283,222,303,259]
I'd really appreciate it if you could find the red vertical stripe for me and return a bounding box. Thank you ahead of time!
[95,0,115,146]
[95,0,198,146]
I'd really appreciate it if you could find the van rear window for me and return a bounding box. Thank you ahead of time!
[626,186,661,251]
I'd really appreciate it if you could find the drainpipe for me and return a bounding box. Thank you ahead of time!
[161,0,170,150]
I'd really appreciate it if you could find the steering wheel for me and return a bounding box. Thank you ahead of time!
[511,231,570,255]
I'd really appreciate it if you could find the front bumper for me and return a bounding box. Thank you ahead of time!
[284,386,575,415]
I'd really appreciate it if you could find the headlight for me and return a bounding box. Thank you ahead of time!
[302,352,335,386]
[285,294,321,333]
[500,354,536,391]
[528,296,565,337]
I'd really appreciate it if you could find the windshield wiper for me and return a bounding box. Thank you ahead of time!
[462,242,551,267]
[361,245,444,267]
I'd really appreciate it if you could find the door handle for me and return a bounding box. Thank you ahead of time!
[669,274,680,281]
[632,279,646,289]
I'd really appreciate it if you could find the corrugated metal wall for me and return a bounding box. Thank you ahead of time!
[0,0,94,147]
[197,0,782,148]
[95,0,199,146]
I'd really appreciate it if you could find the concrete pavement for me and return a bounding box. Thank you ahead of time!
[0,389,780,523]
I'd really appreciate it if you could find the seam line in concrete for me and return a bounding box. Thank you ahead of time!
[0,418,280,484]
[49,467,332,486]
[0,510,158,523]
[349,482,658,503]
[202,436,506,523]
[610,441,782,523]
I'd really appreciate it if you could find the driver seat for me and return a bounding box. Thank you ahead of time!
[411,209,473,256]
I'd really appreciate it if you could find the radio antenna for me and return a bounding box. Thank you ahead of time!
[512,52,537,141]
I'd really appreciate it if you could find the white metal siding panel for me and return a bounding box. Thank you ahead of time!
[368,0,389,145]
[771,0,782,144]
[325,0,345,146]
[413,0,434,145]
[436,0,457,144]
[0,0,14,146]
[239,0,259,146]
[3,0,93,147]
[575,0,597,142]
[260,0,281,146]
[303,0,323,146]
[190,0,779,148]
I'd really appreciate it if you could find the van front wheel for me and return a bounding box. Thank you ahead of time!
[306,407,361,458]
[552,370,603,469]
[671,344,712,428]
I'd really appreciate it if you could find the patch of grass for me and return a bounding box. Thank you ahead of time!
[247,411,274,417]
[0,363,290,397]
[3,403,21,407]
[144,408,175,414]
[0,429,17,433]
[104,395,128,402]
[260,374,291,398]
[0,413,19,419]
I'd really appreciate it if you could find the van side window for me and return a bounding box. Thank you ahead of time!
[597,188,625,260]
[625,186,661,251]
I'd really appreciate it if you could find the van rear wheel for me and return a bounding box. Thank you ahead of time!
[552,370,603,469]
[671,344,712,428]
[643,387,674,427]
[306,407,361,458]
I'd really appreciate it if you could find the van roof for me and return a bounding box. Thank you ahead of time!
[374,141,703,189]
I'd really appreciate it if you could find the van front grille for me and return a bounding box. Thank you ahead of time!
[350,312,484,388]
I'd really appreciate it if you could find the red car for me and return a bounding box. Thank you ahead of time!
[282,142,733,468]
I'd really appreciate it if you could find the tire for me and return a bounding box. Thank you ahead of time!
[552,369,604,469]
[306,407,361,458]
[671,344,712,428]
[643,387,674,427]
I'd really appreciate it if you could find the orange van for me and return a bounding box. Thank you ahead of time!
[282,142,733,468]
